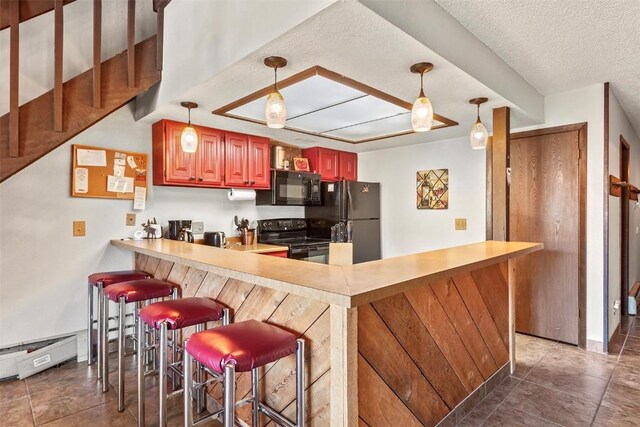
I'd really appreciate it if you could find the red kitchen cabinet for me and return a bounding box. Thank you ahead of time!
[224,132,248,187]
[339,151,358,181]
[153,120,197,185]
[248,136,270,188]
[198,128,225,186]
[261,250,289,258]
[302,147,358,181]
[153,120,270,189]
[224,133,271,188]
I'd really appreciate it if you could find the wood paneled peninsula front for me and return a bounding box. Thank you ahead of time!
[111,238,542,427]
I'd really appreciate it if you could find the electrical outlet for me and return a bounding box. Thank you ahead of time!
[73,221,86,237]
[126,213,136,226]
[455,218,467,231]
[192,221,204,234]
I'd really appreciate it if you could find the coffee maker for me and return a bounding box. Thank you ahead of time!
[167,220,193,242]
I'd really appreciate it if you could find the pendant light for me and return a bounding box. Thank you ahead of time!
[180,101,198,153]
[264,56,288,129]
[410,62,434,132]
[468,97,489,150]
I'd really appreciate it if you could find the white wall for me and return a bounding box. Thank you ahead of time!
[0,104,302,349]
[514,83,605,347]
[357,136,486,258]
[607,87,640,339]
[0,0,156,115]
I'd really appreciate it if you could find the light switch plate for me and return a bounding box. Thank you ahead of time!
[73,221,86,237]
[192,221,204,234]
[126,213,136,226]
[455,218,467,231]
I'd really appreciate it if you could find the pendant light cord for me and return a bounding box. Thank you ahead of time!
[188,107,192,125]
[274,67,279,91]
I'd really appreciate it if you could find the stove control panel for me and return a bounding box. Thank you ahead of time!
[258,218,307,232]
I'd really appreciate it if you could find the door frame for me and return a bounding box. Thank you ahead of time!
[620,136,630,315]
[509,123,588,348]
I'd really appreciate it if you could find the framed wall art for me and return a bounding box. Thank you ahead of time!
[416,169,448,209]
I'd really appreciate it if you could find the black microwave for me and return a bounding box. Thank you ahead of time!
[256,170,322,206]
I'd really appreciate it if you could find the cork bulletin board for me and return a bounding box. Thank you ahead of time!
[71,144,148,200]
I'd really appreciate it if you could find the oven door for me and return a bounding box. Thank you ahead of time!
[289,244,329,264]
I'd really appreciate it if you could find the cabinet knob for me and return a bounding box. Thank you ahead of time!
[250,180,255,184]
[198,176,204,181]
[189,176,196,181]
[244,180,249,184]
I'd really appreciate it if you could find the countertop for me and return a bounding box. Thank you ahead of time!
[111,238,543,307]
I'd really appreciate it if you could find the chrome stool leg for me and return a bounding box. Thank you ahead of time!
[195,323,205,414]
[159,322,168,426]
[101,290,109,393]
[117,296,126,411]
[296,339,305,426]
[223,362,236,427]
[251,367,259,426]
[87,282,94,366]
[137,309,145,427]
[183,341,194,427]
[97,282,104,379]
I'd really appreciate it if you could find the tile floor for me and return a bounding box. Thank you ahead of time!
[0,318,638,426]
[458,316,640,426]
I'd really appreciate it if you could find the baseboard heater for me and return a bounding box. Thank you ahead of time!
[0,335,77,380]
[629,281,639,316]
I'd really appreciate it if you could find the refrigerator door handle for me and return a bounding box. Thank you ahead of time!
[346,182,353,220]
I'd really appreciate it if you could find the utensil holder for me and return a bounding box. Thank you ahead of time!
[240,229,255,245]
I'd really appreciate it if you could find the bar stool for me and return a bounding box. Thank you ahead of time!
[87,270,151,378]
[183,320,305,427]
[103,278,176,411]
[137,297,230,427]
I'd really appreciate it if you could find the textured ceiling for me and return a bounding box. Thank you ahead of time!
[145,0,539,152]
[435,0,640,135]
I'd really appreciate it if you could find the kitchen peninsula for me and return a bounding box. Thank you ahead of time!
[112,238,542,426]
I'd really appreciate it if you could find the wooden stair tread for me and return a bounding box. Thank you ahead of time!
[630,282,640,298]
[0,35,160,183]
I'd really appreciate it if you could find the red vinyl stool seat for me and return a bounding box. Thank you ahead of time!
[86,270,151,383]
[136,298,229,426]
[183,320,305,427]
[101,278,176,412]
[185,320,297,374]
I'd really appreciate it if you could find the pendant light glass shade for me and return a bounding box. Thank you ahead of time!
[469,120,488,150]
[468,97,489,150]
[181,125,198,153]
[263,57,288,129]
[180,101,198,153]
[265,89,287,129]
[411,94,434,132]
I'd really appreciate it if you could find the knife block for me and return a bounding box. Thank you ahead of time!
[329,243,353,266]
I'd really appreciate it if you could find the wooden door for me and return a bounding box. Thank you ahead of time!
[319,148,340,181]
[509,126,585,345]
[339,151,358,181]
[197,128,224,186]
[248,136,271,188]
[165,121,196,183]
[224,132,248,187]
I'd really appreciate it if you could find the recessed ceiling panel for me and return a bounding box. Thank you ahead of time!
[323,113,446,140]
[214,66,458,143]
[230,75,366,121]
[286,95,407,134]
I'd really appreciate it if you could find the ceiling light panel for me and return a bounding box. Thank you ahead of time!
[287,95,408,134]
[323,113,445,140]
[230,75,366,120]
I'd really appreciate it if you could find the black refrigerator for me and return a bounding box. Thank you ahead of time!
[306,181,381,264]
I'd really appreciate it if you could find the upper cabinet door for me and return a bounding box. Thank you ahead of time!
[248,136,271,188]
[165,121,196,183]
[224,132,248,187]
[339,151,358,181]
[318,148,340,181]
[197,128,225,186]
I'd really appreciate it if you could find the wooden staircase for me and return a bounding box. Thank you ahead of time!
[0,0,170,182]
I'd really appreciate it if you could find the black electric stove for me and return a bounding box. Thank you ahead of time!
[257,219,330,264]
